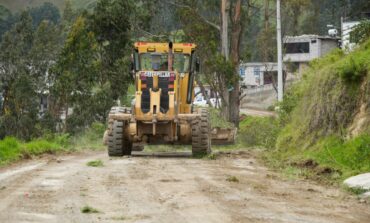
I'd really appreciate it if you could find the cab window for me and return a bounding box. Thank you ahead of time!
[140,53,168,71]
[173,54,190,73]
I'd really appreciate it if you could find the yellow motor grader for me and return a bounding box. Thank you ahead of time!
[104,42,211,156]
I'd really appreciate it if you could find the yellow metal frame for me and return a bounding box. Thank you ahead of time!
[134,42,196,121]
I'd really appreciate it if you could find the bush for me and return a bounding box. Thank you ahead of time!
[350,20,370,44]
[337,54,368,82]
[209,108,234,128]
[239,116,281,149]
[269,40,370,183]
[69,121,105,150]
[23,140,61,156]
[0,137,21,164]
[307,134,370,178]
[0,122,106,166]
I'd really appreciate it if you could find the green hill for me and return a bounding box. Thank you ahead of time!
[274,39,370,180]
[0,0,97,13]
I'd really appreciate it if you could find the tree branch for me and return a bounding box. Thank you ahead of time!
[165,0,220,31]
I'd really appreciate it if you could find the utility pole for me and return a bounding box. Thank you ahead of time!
[276,0,283,101]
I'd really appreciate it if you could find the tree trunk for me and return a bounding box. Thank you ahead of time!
[219,0,231,120]
[264,0,270,31]
[221,0,229,60]
[229,0,242,127]
[263,0,270,62]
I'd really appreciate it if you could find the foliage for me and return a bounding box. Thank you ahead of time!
[81,205,100,213]
[0,122,104,166]
[51,0,136,133]
[209,108,233,128]
[276,47,365,150]
[0,136,65,166]
[0,137,21,164]
[121,84,135,107]
[68,122,105,150]
[239,116,281,149]
[226,176,239,183]
[307,134,370,179]
[268,40,370,183]
[28,2,61,27]
[0,0,151,139]
[348,0,370,19]
[86,159,104,167]
[0,12,38,140]
[350,20,370,45]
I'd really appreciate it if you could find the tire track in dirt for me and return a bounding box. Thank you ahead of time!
[0,151,369,223]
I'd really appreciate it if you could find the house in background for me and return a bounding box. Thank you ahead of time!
[341,20,360,51]
[239,62,278,87]
[283,35,340,74]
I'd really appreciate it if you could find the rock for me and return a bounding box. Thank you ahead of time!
[361,191,370,199]
[343,173,370,190]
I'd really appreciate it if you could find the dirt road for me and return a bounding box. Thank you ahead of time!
[0,151,369,223]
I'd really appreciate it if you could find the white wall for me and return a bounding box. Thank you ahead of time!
[240,63,278,86]
[342,21,360,51]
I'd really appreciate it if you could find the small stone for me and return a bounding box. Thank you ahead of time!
[343,173,370,190]
[360,191,370,199]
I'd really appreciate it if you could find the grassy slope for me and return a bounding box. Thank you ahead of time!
[0,0,96,12]
[236,40,370,183]
[272,40,370,181]
[0,122,105,166]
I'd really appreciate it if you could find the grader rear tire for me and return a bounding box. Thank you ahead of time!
[191,108,212,156]
[108,120,132,156]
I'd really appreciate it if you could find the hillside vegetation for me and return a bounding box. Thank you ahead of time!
[0,122,105,166]
[272,40,370,180]
[0,0,96,12]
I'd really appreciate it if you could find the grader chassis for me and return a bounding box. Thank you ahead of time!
[104,42,211,156]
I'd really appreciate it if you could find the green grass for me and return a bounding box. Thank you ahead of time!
[209,108,234,128]
[306,135,370,179]
[0,136,68,166]
[0,137,22,164]
[0,122,105,166]
[69,122,105,151]
[145,144,189,152]
[239,116,281,149]
[259,39,370,186]
[86,159,104,167]
[344,185,370,195]
[81,205,100,214]
[226,176,239,183]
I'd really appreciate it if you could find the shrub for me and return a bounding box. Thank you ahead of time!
[350,20,370,44]
[23,140,60,156]
[209,107,234,128]
[239,116,281,149]
[307,134,370,178]
[337,55,368,82]
[0,137,21,164]
[86,159,104,167]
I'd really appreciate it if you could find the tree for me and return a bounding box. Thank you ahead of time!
[0,5,15,41]
[89,0,133,100]
[349,0,370,19]
[0,11,37,139]
[52,0,136,133]
[176,0,247,127]
[29,2,61,27]
[350,20,370,44]
[52,16,100,132]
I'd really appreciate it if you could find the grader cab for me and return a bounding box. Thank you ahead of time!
[104,42,211,156]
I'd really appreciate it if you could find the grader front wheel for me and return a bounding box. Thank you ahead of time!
[107,120,132,156]
[191,108,212,156]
